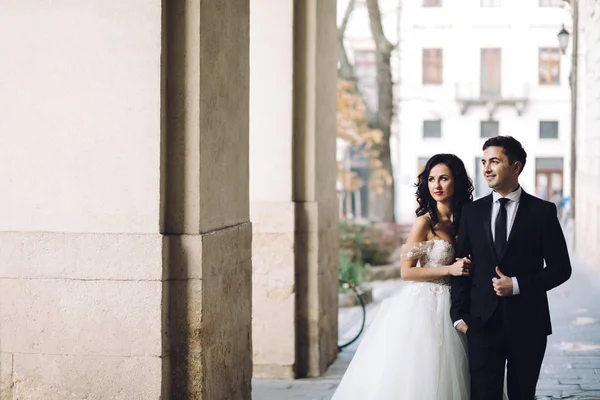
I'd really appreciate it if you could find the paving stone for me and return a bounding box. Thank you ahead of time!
[534,390,562,398]
[559,379,600,385]
[536,383,581,392]
[580,384,600,391]
[572,364,600,369]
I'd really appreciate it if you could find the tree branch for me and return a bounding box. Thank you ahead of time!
[365,0,394,53]
[338,0,357,80]
[338,40,354,81]
[365,0,396,222]
[339,0,357,38]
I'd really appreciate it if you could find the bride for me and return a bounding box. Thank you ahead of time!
[331,153,474,399]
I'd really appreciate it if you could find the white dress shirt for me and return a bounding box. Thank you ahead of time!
[491,187,521,295]
[454,187,522,329]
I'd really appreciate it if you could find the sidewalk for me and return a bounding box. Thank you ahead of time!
[535,250,600,399]
[252,280,404,400]
[253,233,600,399]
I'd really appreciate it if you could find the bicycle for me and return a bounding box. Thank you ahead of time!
[337,279,367,352]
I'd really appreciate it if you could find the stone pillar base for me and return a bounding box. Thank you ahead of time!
[0,232,166,399]
[166,223,253,400]
[0,223,252,400]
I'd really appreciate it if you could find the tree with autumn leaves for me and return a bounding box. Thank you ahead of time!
[337,79,392,217]
[337,0,396,222]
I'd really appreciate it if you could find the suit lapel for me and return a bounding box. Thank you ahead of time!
[482,194,497,263]
[498,190,530,261]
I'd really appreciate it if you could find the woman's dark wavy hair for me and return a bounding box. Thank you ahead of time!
[414,154,474,235]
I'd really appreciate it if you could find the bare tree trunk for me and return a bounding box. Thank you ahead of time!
[366,0,396,222]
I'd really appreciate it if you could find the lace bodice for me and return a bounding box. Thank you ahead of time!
[401,240,455,286]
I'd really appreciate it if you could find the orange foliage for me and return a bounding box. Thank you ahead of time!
[337,79,391,192]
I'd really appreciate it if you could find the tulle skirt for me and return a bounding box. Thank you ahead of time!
[331,282,470,400]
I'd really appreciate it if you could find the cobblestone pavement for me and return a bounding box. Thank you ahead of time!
[534,251,600,400]
[253,236,600,399]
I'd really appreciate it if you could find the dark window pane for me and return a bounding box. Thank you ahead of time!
[480,120,499,138]
[540,121,559,139]
[536,157,563,170]
[423,120,442,138]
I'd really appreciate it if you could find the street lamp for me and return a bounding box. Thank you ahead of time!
[557,25,570,54]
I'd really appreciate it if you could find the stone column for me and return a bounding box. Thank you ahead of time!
[250,0,338,379]
[0,1,252,399]
[165,1,252,399]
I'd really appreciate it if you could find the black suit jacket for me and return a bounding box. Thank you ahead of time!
[450,190,572,336]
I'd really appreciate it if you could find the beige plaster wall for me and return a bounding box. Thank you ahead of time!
[0,0,252,398]
[0,1,166,397]
[249,0,297,379]
[0,0,163,234]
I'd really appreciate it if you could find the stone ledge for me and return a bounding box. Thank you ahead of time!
[166,221,252,280]
[253,364,295,380]
[365,263,402,282]
[0,232,164,281]
[250,202,295,233]
[1,352,163,400]
[166,223,252,399]
[0,279,163,357]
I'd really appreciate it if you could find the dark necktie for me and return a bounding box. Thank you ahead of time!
[494,198,510,257]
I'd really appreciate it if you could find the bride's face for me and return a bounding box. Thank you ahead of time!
[428,163,454,203]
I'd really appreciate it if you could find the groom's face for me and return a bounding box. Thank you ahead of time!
[482,146,519,190]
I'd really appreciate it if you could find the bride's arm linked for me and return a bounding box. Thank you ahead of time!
[401,216,471,282]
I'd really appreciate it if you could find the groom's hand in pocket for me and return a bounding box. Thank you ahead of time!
[492,267,513,296]
[455,321,468,334]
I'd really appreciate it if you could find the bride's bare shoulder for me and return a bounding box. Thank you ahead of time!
[405,215,432,242]
[413,214,432,231]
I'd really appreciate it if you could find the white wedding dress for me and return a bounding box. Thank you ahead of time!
[331,240,470,400]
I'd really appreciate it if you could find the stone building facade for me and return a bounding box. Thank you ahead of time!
[576,0,600,270]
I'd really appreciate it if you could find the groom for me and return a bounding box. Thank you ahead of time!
[450,136,572,400]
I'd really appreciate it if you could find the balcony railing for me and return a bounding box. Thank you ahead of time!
[455,82,529,117]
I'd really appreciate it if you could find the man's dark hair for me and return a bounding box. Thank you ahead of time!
[482,135,527,174]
